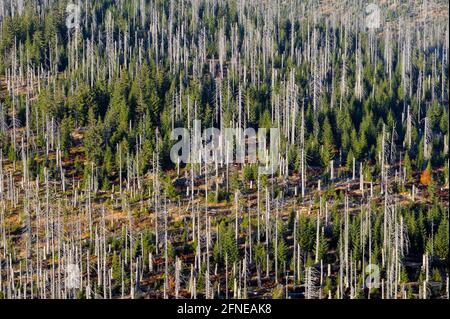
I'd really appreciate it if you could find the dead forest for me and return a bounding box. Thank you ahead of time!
[0,0,448,299]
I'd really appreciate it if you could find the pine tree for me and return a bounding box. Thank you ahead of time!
[435,220,449,260]
[320,116,334,167]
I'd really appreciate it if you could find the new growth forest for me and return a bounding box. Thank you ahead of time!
[0,0,448,299]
